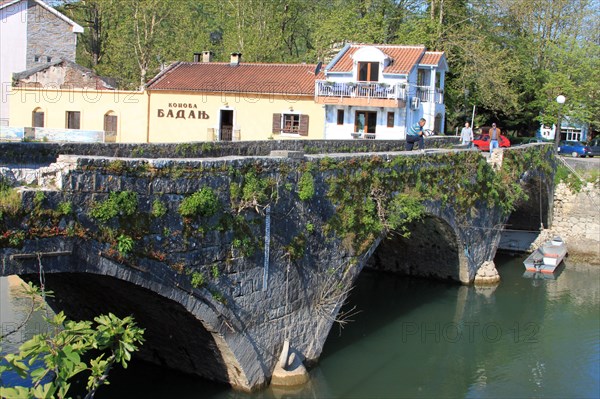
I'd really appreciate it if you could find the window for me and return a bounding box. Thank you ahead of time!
[417,69,429,86]
[358,62,379,82]
[66,111,81,129]
[355,111,377,134]
[337,109,344,125]
[46,56,52,63]
[272,113,309,136]
[34,55,40,62]
[282,114,300,133]
[387,112,394,128]
[32,108,44,127]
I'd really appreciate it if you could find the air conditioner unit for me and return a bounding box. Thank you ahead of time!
[411,96,421,110]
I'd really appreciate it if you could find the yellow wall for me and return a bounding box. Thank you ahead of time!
[9,88,148,142]
[147,91,325,142]
[9,87,326,143]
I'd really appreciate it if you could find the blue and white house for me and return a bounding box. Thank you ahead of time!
[315,44,448,140]
[538,118,589,142]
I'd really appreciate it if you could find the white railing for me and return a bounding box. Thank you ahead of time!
[416,86,445,104]
[316,81,407,101]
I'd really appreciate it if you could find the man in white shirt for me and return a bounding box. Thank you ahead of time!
[460,122,473,148]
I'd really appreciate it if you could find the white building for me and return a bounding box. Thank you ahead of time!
[0,0,82,126]
[315,44,448,139]
[539,120,588,142]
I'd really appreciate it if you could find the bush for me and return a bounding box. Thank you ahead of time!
[179,187,219,218]
[57,201,73,216]
[116,234,134,254]
[298,172,315,201]
[151,199,167,218]
[190,271,205,288]
[0,188,21,218]
[90,191,138,223]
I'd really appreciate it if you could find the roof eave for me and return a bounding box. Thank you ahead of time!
[147,87,314,97]
[0,0,21,10]
[324,43,351,73]
[145,61,183,89]
[34,0,84,32]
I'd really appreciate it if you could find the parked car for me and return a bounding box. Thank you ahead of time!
[520,137,548,145]
[557,140,593,157]
[588,137,600,156]
[472,133,511,151]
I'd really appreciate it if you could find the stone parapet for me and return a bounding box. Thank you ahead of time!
[0,138,459,166]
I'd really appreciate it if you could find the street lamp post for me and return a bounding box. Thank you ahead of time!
[554,95,565,149]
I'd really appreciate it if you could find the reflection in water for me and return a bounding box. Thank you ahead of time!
[0,276,54,354]
[1,255,599,399]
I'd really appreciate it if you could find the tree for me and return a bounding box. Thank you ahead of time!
[0,284,144,399]
[59,0,114,68]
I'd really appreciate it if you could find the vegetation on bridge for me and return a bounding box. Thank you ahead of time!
[322,146,555,254]
[0,146,555,297]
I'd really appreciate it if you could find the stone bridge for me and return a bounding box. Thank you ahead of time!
[0,140,556,391]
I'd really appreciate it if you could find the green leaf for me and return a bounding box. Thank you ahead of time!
[0,386,32,399]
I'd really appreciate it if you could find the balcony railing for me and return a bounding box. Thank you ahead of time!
[316,81,408,101]
[416,86,445,104]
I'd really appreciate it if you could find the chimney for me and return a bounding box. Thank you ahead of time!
[193,52,201,62]
[202,51,213,63]
[230,52,242,66]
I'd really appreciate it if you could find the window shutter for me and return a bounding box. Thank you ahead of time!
[33,111,44,128]
[299,114,309,136]
[104,115,117,133]
[272,113,281,134]
[74,112,81,129]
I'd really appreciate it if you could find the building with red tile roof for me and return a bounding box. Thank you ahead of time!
[7,44,447,143]
[143,53,326,142]
[317,43,447,140]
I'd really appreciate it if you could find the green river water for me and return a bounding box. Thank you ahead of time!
[2,253,599,398]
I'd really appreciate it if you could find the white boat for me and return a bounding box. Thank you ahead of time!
[523,236,568,274]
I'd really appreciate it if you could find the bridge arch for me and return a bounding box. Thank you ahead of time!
[14,243,262,391]
[364,214,467,282]
[505,173,553,232]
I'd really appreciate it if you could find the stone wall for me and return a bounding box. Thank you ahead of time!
[551,182,600,262]
[15,61,115,90]
[26,0,77,69]
[0,137,460,166]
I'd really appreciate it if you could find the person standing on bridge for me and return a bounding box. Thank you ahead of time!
[406,118,426,151]
[460,122,473,148]
[489,123,501,152]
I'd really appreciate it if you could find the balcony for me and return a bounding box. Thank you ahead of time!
[416,86,444,104]
[315,81,407,108]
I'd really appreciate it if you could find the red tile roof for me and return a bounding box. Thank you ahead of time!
[420,52,444,66]
[146,62,321,96]
[328,44,429,75]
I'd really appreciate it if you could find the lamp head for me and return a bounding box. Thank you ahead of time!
[556,95,565,104]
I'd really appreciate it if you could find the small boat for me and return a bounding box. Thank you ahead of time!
[523,236,567,274]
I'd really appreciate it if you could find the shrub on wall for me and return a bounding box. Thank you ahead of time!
[151,199,167,218]
[179,187,219,218]
[90,191,138,223]
[298,172,315,201]
[0,187,21,219]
